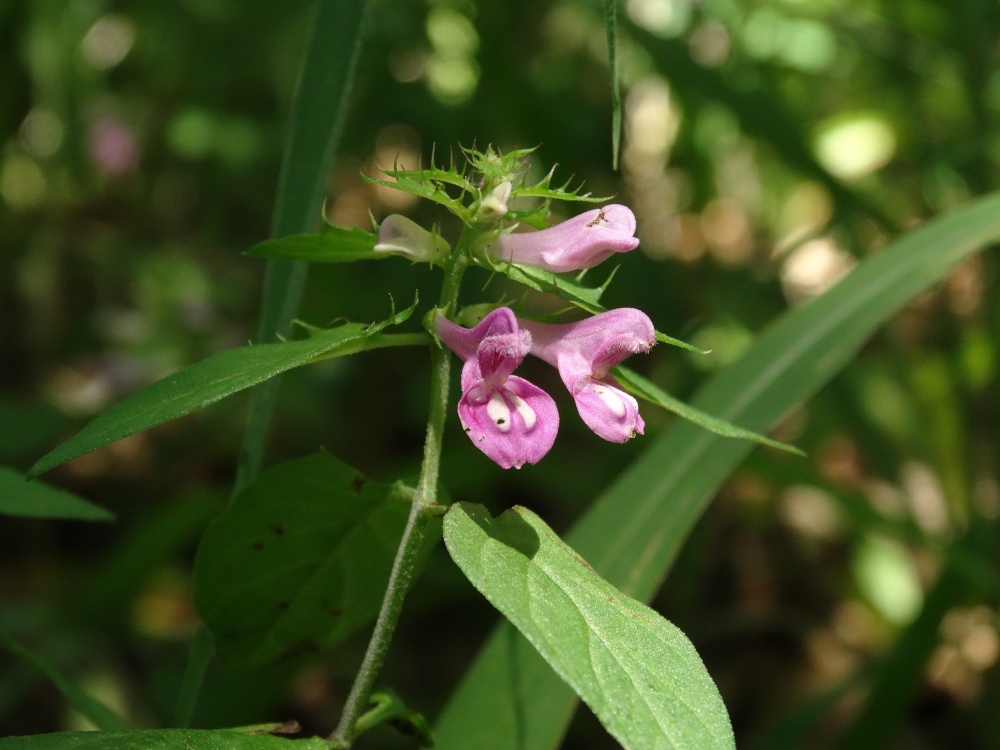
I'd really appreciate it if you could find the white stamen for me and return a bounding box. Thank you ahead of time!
[508,393,537,431]
[592,384,627,418]
[487,391,512,432]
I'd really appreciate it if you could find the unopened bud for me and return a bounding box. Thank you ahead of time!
[476,180,512,221]
[374,215,450,263]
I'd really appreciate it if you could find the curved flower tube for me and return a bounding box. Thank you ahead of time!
[520,308,655,442]
[484,204,640,273]
[436,308,559,469]
[374,214,450,263]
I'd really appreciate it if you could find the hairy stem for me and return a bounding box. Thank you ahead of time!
[330,251,470,747]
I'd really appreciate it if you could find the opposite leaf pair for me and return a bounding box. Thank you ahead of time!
[437,307,655,469]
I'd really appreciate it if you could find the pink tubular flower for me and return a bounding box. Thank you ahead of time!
[437,308,559,469]
[520,309,655,443]
[485,204,639,273]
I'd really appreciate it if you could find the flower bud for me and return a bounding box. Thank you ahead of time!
[374,215,450,263]
[476,180,512,221]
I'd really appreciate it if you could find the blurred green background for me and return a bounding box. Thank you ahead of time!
[3,0,1000,747]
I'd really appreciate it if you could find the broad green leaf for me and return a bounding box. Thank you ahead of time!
[193,451,438,667]
[27,302,416,480]
[0,632,126,731]
[435,193,1000,750]
[612,367,803,455]
[245,223,380,263]
[0,729,328,750]
[444,503,734,750]
[0,468,114,521]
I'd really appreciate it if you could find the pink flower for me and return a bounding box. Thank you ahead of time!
[88,117,137,176]
[484,204,639,273]
[520,309,654,443]
[437,308,559,469]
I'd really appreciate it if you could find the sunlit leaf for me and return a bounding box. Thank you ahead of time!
[444,503,734,750]
[0,468,114,521]
[193,451,438,667]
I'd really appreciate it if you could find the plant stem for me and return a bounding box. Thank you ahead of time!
[174,626,214,728]
[330,252,469,748]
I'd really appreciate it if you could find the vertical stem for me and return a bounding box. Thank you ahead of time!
[174,625,215,728]
[330,253,469,748]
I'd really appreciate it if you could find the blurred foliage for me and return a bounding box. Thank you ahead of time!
[3,0,1000,747]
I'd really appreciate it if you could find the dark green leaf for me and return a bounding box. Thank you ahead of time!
[0,632,126,731]
[444,503,734,750]
[613,367,803,455]
[0,468,114,521]
[246,224,380,264]
[435,192,1000,750]
[27,302,416,480]
[0,729,328,750]
[193,451,439,667]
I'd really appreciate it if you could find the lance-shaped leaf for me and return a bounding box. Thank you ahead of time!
[612,367,803,455]
[245,222,380,263]
[27,301,418,479]
[0,468,114,521]
[193,451,440,667]
[0,729,329,750]
[444,503,734,750]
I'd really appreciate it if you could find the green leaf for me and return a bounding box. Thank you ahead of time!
[363,172,470,220]
[193,451,439,667]
[435,193,1000,750]
[0,468,114,521]
[514,166,610,204]
[605,0,621,170]
[0,632,126,731]
[237,0,373,494]
[355,689,434,747]
[612,367,803,455]
[655,330,706,354]
[443,503,734,750]
[0,729,329,750]
[491,263,612,314]
[27,303,416,480]
[246,223,380,263]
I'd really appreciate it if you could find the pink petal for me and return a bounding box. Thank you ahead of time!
[458,376,559,469]
[572,375,644,443]
[493,204,639,273]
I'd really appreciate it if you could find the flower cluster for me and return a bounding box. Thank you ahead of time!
[433,204,654,468]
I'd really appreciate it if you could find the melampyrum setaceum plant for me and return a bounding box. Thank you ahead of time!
[23,144,783,749]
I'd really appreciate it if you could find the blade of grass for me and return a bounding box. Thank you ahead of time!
[605,0,621,170]
[236,0,371,494]
[0,632,127,731]
[178,0,372,727]
[435,193,1000,750]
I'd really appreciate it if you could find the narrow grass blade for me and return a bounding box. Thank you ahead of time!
[0,632,127,731]
[435,193,1000,750]
[605,0,621,170]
